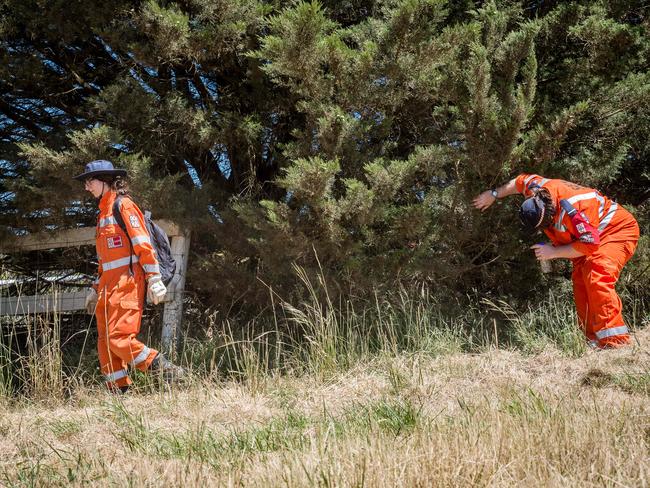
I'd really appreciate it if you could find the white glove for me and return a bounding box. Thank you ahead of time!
[85,288,98,315]
[147,276,167,305]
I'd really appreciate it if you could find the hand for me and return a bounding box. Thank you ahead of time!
[472,190,496,211]
[530,243,556,261]
[85,288,98,315]
[147,276,167,305]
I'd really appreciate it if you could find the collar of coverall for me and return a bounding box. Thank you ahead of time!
[98,189,117,212]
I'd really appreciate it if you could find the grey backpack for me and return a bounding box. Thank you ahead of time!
[113,195,176,285]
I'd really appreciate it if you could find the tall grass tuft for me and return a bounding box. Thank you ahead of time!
[281,264,472,377]
[24,312,64,400]
[482,289,586,357]
[0,285,80,401]
[0,326,15,398]
[180,266,598,383]
[3,264,645,400]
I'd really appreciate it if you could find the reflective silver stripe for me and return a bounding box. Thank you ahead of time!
[566,192,606,220]
[142,263,160,274]
[554,212,567,231]
[598,203,618,232]
[523,175,537,194]
[104,369,128,382]
[130,346,151,367]
[566,192,599,205]
[102,255,139,271]
[596,325,629,340]
[99,216,118,227]
[524,175,536,186]
[539,178,549,186]
[597,195,605,220]
[131,235,151,246]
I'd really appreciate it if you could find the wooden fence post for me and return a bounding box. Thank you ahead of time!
[161,232,191,356]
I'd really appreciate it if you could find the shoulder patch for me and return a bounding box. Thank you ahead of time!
[107,235,123,249]
[129,214,140,228]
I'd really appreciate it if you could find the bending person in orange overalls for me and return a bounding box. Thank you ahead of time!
[473,174,640,348]
[74,160,185,392]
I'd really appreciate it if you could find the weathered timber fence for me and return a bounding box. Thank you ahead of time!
[0,221,190,351]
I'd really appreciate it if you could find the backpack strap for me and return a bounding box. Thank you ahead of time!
[559,198,578,217]
[112,195,135,276]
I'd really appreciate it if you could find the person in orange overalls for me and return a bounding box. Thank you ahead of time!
[473,174,640,349]
[74,160,184,392]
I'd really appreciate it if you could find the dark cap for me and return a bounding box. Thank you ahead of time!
[519,196,545,232]
[73,160,127,181]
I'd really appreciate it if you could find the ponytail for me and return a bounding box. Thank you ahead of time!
[96,175,130,197]
[535,188,556,229]
[112,175,129,196]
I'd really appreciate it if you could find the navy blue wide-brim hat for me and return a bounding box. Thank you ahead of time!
[73,160,127,181]
[519,195,545,232]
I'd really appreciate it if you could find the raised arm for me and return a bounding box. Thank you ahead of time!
[472,178,519,211]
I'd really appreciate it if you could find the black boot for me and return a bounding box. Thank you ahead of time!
[149,353,187,383]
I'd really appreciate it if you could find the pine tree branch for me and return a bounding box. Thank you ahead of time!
[190,67,215,110]
[0,97,44,137]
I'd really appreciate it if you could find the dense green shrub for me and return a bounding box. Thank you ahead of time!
[1,1,648,316]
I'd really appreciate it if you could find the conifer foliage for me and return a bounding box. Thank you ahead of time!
[1,1,648,312]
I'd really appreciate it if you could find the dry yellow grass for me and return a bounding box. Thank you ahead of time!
[0,328,649,487]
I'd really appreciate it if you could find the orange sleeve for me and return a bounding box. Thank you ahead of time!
[514,174,530,194]
[93,228,103,291]
[92,260,102,292]
[515,173,546,197]
[571,241,598,255]
[117,198,161,280]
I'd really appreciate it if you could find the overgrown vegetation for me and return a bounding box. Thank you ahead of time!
[1,0,648,317]
[1,2,649,484]
[1,272,647,400]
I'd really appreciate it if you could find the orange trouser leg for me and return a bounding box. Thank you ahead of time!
[96,291,131,390]
[95,274,158,390]
[571,264,592,341]
[574,240,637,348]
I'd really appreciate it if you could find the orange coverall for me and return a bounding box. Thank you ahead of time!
[93,191,160,389]
[516,174,639,347]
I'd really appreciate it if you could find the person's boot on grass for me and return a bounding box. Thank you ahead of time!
[149,353,187,384]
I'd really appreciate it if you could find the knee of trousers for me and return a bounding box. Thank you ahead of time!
[98,309,143,340]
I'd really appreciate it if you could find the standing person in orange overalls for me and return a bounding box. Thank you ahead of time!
[473,174,640,349]
[74,160,185,392]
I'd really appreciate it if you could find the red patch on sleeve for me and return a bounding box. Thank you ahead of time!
[569,212,600,246]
